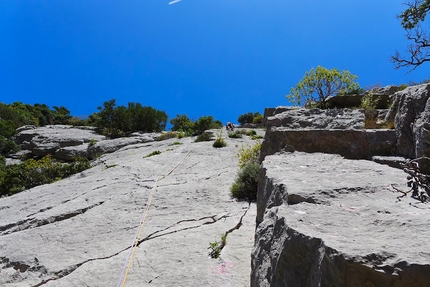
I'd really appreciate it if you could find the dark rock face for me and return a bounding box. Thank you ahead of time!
[252,152,430,287]
[386,83,430,158]
[260,128,396,161]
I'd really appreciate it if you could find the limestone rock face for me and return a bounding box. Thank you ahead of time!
[260,127,396,161]
[265,108,365,130]
[0,129,261,287]
[386,83,430,158]
[252,152,430,287]
[11,125,159,161]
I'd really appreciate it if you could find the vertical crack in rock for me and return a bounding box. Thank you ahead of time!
[0,201,105,235]
[209,205,250,258]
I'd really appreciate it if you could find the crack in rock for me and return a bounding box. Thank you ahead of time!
[31,247,129,287]
[136,213,240,246]
[0,202,105,235]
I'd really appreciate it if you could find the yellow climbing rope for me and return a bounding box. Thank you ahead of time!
[117,150,192,287]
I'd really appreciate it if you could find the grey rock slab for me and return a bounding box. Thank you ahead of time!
[252,152,430,286]
[0,129,259,286]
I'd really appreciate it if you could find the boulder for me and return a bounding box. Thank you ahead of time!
[260,127,396,161]
[252,152,430,287]
[385,83,430,158]
[265,108,365,130]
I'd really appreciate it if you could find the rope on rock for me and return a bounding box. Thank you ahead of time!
[117,149,193,287]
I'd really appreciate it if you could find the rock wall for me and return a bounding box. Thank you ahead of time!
[260,128,395,161]
[251,152,430,287]
[385,83,430,158]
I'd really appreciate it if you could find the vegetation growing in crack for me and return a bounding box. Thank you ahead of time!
[144,150,161,158]
[0,155,91,196]
[208,205,250,259]
[208,234,227,259]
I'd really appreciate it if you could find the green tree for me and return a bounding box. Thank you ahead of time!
[392,0,430,70]
[238,112,262,125]
[170,114,194,134]
[287,66,360,109]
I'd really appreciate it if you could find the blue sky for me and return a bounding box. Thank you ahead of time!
[1,0,429,128]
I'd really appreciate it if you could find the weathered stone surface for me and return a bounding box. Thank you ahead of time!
[265,108,365,130]
[252,152,430,287]
[385,83,430,158]
[0,128,263,287]
[260,127,396,160]
[13,125,106,159]
[10,126,161,161]
[87,136,156,159]
[372,155,408,169]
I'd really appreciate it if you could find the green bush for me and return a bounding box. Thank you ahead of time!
[245,130,257,136]
[252,114,263,125]
[238,112,261,125]
[228,131,243,138]
[0,136,21,154]
[231,142,261,201]
[0,156,91,196]
[194,132,213,142]
[230,162,259,201]
[236,142,262,169]
[157,131,179,141]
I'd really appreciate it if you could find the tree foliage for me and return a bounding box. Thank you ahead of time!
[287,66,360,109]
[95,99,168,137]
[170,114,223,136]
[0,155,91,196]
[392,0,430,70]
[237,112,262,125]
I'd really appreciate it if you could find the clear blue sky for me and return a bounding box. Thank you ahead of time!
[1,0,429,128]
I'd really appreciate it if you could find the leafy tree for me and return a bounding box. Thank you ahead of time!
[170,114,194,134]
[193,116,222,135]
[392,0,430,70]
[238,112,262,125]
[94,99,168,137]
[287,66,360,109]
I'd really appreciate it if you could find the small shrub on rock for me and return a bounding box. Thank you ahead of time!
[228,131,243,138]
[157,131,179,141]
[194,132,213,142]
[231,141,262,201]
[231,162,259,201]
[213,137,227,148]
[236,142,262,169]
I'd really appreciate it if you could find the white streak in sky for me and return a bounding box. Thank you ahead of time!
[168,0,181,4]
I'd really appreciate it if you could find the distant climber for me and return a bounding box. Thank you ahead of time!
[226,122,234,131]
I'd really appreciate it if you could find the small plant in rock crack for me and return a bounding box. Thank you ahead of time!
[213,130,227,148]
[144,150,161,158]
[208,234,227,259]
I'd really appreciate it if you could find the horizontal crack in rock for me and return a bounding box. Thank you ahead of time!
[0,202,104,236]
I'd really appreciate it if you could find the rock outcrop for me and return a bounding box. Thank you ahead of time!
[385,83,430,158]
[264,108,365,130]
[0,128,262,286]
[11,125,160,161]
[252,152,430,287]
